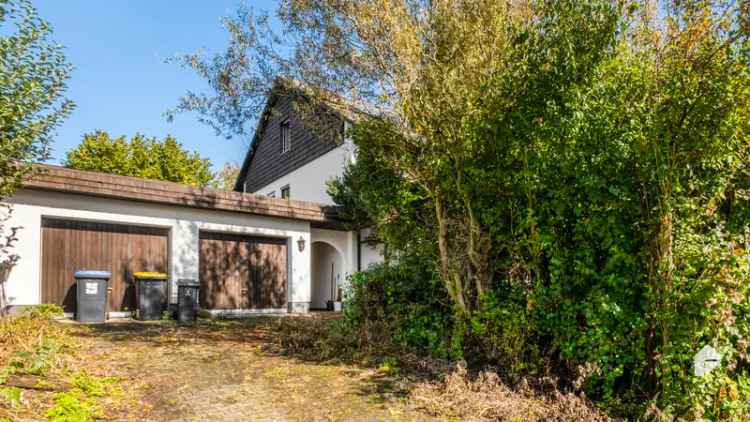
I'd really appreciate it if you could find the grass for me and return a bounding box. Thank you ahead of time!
[0,306,135,421]
[268,315,619,421]
[1,312,615,421]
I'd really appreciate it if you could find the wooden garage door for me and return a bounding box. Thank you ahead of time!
[41,219,169,312]
[199,232,287,310]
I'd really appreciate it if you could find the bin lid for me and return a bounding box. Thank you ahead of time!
[177,278,200,287]
[133,272,168,280]
[74,270,111,280]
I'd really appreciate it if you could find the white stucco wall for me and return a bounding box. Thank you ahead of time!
[310,228,357,275]
[252,141,356,205]
[3,189,312,313]
[252,140,389,272]
[361,243,385,270]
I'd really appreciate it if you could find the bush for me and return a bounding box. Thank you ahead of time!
[271,316,359,360]
[343,258,453,357]
[469,292,542,380]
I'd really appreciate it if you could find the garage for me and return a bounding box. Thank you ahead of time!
[41,218,169,313]
[199,232,288,310]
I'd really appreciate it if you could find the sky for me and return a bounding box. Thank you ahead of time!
[33,1,279,172]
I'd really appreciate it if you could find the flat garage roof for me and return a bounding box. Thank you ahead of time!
[22,164,346,229]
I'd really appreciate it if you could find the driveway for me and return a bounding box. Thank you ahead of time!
[68,318,432,422]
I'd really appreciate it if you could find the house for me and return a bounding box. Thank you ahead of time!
[2,81,385,316]
[2,163,356,316]
[233,80,385,276]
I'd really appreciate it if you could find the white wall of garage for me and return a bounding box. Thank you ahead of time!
[3,189,315,313]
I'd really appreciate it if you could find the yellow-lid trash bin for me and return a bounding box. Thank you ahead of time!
[133,272,168,320]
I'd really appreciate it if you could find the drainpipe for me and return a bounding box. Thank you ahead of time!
[356,228,362,272]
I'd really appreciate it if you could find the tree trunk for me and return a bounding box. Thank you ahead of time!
[435,192,469,315]
[466,205,491,300]
[0,262,11,317]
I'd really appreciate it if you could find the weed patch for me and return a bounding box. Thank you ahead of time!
[0,307,130,421]
[410,362,616,422]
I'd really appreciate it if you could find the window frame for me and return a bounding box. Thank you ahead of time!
[280,119,291,154]
[280,185,290,200]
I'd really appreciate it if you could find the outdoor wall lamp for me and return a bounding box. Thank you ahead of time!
[297,236,306,252]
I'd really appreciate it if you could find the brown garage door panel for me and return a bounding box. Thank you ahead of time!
[199,232,287,310]
[41,219,169,312]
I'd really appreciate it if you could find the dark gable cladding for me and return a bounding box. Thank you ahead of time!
[234,83,345,193]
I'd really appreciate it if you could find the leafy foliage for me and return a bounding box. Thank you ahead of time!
[45,372,120,422]
[0,0,72,316]
[333,1,750,418]
[343,257,452,357]
[64,131,214,187]
[0,0,73,199]
[177,0,750,418]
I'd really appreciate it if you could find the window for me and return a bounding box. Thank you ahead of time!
[280,120,291,154]
[267,191,276,198]
[281,185,290,200]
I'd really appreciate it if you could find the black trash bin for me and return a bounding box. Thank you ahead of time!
[133,272,168,321]
[177,279,200,323]
[74,270,111,323]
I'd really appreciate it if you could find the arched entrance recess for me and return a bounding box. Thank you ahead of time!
[311,241,344,310]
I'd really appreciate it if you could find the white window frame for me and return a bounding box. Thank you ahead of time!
[280,120,291,154]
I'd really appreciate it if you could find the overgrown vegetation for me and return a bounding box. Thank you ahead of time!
[0,0,73,199]
[175,0,749,419]
[0,0,73,315]
[0,306,124,421]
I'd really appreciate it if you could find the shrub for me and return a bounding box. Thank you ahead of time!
[469,292,542,379]
[343,258,452,357]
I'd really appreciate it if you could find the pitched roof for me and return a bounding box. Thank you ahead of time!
[233,78,362,192]
[233,80,286,192]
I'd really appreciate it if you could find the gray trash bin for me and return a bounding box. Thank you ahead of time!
[177,279,200,323]
[74,270,111,323]
[133,272,168,321]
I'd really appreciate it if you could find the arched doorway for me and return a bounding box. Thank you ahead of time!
[311,241,344,310]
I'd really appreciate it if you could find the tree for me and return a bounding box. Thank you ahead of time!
[171,0,621,314]
[210,162,240,190]
[173,0,750,416]
[64,131,214,187]
[0,0,73,315]
[0,0,73,198]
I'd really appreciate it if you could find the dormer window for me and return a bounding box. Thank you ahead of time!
[280,120,291,154]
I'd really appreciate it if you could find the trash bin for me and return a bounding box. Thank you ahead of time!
[133,272,168,320]
[74,270,111,323]
[177,279,200,323]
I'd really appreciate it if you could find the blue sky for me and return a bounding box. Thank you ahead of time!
[34,1,279,171]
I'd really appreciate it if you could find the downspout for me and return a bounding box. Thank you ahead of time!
[356,229,362,272]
